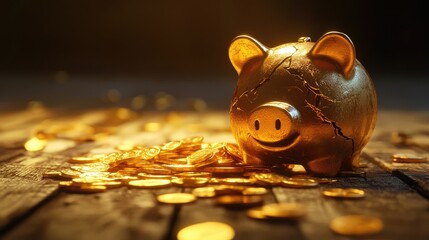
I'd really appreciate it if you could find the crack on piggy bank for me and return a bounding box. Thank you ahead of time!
[285,68,337,104]
[304,99,355,154]
[230,54,293,111]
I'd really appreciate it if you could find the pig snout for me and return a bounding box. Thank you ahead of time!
[247,101,300,143]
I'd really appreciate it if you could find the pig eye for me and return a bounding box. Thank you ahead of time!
[275,119,281,130]
[254,120,260,130]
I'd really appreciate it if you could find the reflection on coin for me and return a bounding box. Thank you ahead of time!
[157,193,197,204]
[128,179,171,188]
[322,188,365,199]
[261,203,306,220]
[177,221,235,240]
[330,214,384,236]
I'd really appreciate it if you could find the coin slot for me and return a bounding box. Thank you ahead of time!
[255,120,260,130]
[275,119,281,130]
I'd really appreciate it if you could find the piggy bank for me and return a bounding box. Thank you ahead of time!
[228,31,377,177]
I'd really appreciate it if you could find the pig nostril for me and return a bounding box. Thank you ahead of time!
[275,119,281,130]
[255,120,260,130]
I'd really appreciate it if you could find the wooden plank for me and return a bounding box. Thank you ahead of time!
[364,110,429,198]
[170,186,304,240]
[0,154,63,233]
[170,187,304,240]
[1,187,179,240]
[0,140,96,235]
[272,155,429,240]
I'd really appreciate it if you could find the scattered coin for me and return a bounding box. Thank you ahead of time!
[241,187,268,196]
[322,188,365,199]
[171,177,209,187]
[260,203,306,220]
[177,221,235,240]
[246,207,268,220]
[42,170,63,179]
[330,214,384,236]
[281,178,319,188]
[215,195,264,209]
[391,153,427,163]
[250,172,285,186]
[58,181,107,193]
[157,193,197,204]
[192,186,217,198]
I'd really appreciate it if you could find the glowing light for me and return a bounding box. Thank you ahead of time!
[24,137,47,152]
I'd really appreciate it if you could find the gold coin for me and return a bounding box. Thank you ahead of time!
[215,195,264,209]
[60,169,82,178]
[330,214,384,236]
[281,178,319,188]
[141,146,161,160]
[58,181,107,193]
[140,164,173,175]
[224,143,243,160]
[175,171,212,178]
[128,179,171,188]
[162,140,182,151]
[246,207,267,220]
[42,170,62,179]
[92,181,123,189]
[202,166,244,173]
[162,164,197,172]
[182,136,204,144]
[242,187,268,196]
[250,172,285,185]
[215,177,255,186]
[261,203,306,219]
[157,193,197,204]
[137,172,172,180]
[171,177,209,187]
[177,221,234,240]
[322,188,365,198]
[213,185,245,195]
[186,148,216,165]
[313,177,338,184]
[69,156,100,164]
[70,162,109,172]
[24,137,47,152]
[192,187,216,198]
[392,153,427,163]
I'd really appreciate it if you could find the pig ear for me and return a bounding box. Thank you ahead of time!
[229,35,268,75]
[308,31,356,79]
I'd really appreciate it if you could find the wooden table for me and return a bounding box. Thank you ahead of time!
[0,108,428,240]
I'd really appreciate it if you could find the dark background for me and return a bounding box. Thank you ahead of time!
[0,0,428,111]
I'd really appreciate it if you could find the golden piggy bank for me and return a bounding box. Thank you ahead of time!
[228,31,377,177]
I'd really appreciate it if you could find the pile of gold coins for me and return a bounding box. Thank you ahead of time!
[43,136,340,194]
[42,135,385,237]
